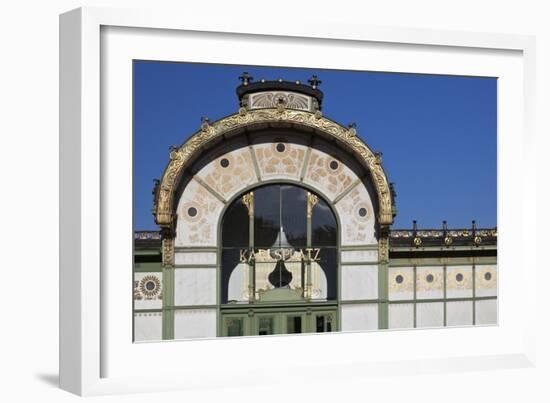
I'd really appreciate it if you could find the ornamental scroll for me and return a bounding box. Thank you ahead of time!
[154,108,394,228]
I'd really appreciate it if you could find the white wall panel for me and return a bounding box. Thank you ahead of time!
[341,304,378,331]
[416,266,444,299]
[134,312,162,342]
[175,251,217,265]
[174,309,217,339]
[475,265,497,297]
[388,303,414,329]
[416,302,444,328]
[475,299,498,325]
[446,300,473,327]
[341,265,378,300]
[388,267,414,300]
[446,266,473,298]
[174,268,216,305]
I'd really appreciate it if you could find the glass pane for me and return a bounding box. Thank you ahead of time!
[254,185,280,248]
[258,317,274,335]
[281,185,307,247]
[221,248,245,303]
[226,318,243,337]
[287,315,302,334]
[221,198,249,247]
[311,198,337,246]
[310,247,338,300]
[316,315,326,332]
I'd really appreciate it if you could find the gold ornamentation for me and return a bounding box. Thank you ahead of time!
[475,267,497,289]
[139,275,162,298]
[242,192,254,217]
[474,235,482,245]
[306,192,319,218]
[154,109,394,228]
[444,236,453,246]
[416,269,443,292]
[388,269,412,292]
[446,269,472,290]
[378,236,389,263]
[162,237,174,267]
[413,237,422,247]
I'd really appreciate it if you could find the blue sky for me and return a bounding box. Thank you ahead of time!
[134,61,496,230]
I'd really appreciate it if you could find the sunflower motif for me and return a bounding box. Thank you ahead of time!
[139,275,161,299]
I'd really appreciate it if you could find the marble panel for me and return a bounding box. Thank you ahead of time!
[446,300,473,327]
[174,268,216,306]
[174,309,217,339]
[416,302,444,328]
[303,148,358,201]
[134,272,163,310]
[341,265,378,300]
[175,179,224,247]
[341,304,378,331]
[335,184,377,246]
[388,303,414,329]
[134,312,162,342]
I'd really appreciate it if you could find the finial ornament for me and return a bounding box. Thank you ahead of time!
[308,75,322,89]
[242,192,254,217]
[201,116,210,131]
[238,72,254,86]
[307,192,319,218]
[374,151,383,164]
[347,122,357,137]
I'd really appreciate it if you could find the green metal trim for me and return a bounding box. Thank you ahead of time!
[161,265,175,340]
[168,305,218,310]
[443,264,447,326]
[341,244,379,251]
[134,249,162,256]
[413,265,417,328]
[389,296,496,304]
[134,263,163,272]
[378,262,388,329]
[390,245,497,251]
[340,299,380,304]
[221,304,338,314]
[471,266,478,324]
[134,309,163,313]
[389,258,497,267]
[174,246,218,252]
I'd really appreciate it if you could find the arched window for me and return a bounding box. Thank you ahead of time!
[221,184,338,304]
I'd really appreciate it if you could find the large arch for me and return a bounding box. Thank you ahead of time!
[153,108,395,230]
[155,107,392,339]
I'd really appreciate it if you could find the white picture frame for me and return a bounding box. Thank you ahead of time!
[59,6,537,396]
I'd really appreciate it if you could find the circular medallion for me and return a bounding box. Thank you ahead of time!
[484,272,492,281]
[395,274,404,284]
[220,158,230,168]
[426,273,434,283]
[325,157,343,175]
[276,143,286,153]
[181,202,203,223]
[139,275,161,298]
[455,273,464,282]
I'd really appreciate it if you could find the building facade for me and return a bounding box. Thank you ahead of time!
[133,75,497,341]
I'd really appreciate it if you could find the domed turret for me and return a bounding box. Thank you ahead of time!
[236,72,324,112]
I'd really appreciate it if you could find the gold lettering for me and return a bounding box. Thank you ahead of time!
[313,248,321,261]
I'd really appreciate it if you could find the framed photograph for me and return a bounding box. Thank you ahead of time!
[60,7,536,396]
